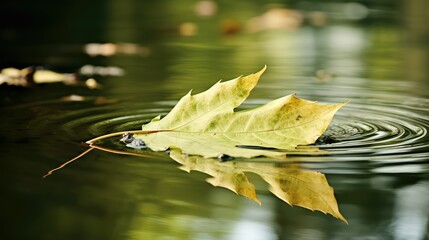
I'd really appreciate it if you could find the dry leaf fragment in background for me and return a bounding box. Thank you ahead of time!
[0,66,108,89]
[0,67,78,87]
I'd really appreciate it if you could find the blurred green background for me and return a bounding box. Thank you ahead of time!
[1,0,428,83]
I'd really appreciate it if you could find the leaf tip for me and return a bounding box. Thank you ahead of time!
[256,65,267,76]
[333,100,351,112]
[343,100,352,105]
[244,65,267,81]
[337,214,348,225]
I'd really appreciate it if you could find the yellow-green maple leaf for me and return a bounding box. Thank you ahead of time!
[135,66,347,158]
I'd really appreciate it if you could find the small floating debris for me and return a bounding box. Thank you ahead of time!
[0,67,77,87]
[0,66,103,88]
[61,94,86,102]
[120,133,148,150]
[83,43,150,57]
[218,153,234,162]
[60,95,116,105]
[93,96,117,105]
[85,78,103,89]
[126,138,147,150]
[34,69,77,85]
[120,133,135,144]
[315,69,335,81]
[79,65,124,77]
[179,22,198,36]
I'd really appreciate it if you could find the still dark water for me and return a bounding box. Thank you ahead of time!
[1,1,429,240]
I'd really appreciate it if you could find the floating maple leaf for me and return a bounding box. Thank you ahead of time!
[134,66,347,158]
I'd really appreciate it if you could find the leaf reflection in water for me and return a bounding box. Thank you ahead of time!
[169,148,347,223]
[45,140,347,223]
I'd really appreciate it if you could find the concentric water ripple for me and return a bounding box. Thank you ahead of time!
[51,102,174,141]
[30,83,429,174]
[319,102,428,157]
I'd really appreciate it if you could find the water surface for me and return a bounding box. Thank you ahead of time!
[1,1,429,240]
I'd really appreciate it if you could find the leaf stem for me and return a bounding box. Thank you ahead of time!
[43,147,94,178]
[85,130,138,143]
[90,144,160,158]
[85,130,159,145]
[44,129,166,178]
